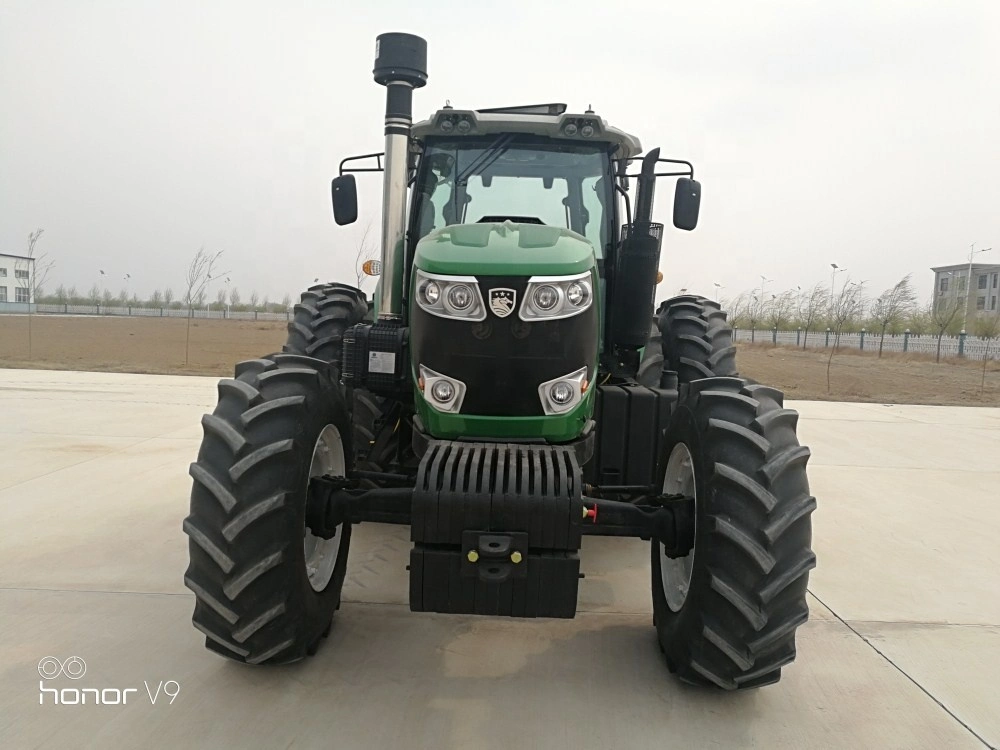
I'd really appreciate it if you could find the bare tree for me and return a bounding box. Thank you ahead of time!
[765,291,796,341]
[118,288,129,305]
[281,293,292,310]
[799,284,827,347]
[930,295,963,363]
[215,287,227,310]
[16,229,54,358]
[101,289,114,305]
[55,284,69,304]
[88,284,102,306]
[182,248,224,364]
[354,220,378,289]
[827,279,867,392]
[249,290,260,311]
[163,287,174,306]
[722,293,746,328]
[972,309,1000,395]
[906,304,931,335]
[150,289,164,306]
[746,293,765,342]
[229,287,242,309]
[870,274,917,357]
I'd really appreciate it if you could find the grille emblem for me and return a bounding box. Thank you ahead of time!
[489,288,516,318]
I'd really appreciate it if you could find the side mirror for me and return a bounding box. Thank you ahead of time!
[331,175,358,226]
[673,178,701,231]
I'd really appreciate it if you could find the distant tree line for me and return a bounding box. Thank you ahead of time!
[722,273,1000,364]
[36,283,293,314]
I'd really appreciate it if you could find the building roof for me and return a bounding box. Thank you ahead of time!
[931,262,1000,273]
[0,253,34,261]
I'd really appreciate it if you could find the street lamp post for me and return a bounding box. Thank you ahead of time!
[713,281,724,301]
[760,275,771,301]
[963,243,993,332]
[829,263,846,312]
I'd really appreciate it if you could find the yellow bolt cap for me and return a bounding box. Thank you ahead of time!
[511,551,523,564]
[467,550,479,563]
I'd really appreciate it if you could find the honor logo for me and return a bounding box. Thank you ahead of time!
[37,656,179,706]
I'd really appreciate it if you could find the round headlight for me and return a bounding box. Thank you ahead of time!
[533,285,559,311]
[422,281,440,305]
[580,124,595,138]
[447,284,474,310]
[431,379,455,403]
[440,119,455,133]
[566,281,588,306]
[549,381,574,405]
[456,119,472,134]
[563,122,579,136]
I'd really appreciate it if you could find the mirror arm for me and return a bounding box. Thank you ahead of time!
[339,152,385,176]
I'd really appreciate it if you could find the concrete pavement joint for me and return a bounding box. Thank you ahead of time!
[0,586,191,598]
[809,590,995,749]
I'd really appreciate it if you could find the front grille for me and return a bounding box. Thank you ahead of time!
[410,276,598,416]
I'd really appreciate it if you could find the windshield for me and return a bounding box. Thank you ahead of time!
[411,135,613,256]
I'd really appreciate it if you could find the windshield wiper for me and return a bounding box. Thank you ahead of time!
[455,134,515,184]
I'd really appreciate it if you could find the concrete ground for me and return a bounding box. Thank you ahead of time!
[1,369,998,750]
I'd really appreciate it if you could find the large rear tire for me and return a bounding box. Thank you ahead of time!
[639,295,738,386]
[183,353,353,664]
[651,377,816,689]
[283,283,367,366]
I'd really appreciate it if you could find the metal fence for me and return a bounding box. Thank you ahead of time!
[0,302,291,322]
[3,303,998,361]
[733,327,1000,360]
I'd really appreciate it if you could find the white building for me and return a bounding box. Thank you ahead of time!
[931,262,1000,321]
[0,253,36,304]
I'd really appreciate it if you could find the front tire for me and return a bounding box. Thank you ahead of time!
[183,353,353,664]
[651,377,816,689]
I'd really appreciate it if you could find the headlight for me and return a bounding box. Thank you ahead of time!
[447,284,474,310]
[532,285,559,310]
[419,365,467,413]
[538,366,589,415]
[520,272,594,321]
[414,270,486,321]
[422,281,440,305]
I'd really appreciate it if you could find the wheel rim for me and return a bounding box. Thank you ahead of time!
[660,442,697,612]
[304,424,345,592]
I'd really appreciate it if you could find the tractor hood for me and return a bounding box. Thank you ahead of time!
[413,221,595,276]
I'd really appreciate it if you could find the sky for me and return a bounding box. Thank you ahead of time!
[2,0,998,308]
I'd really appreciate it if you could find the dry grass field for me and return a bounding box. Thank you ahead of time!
[1,314,998,405]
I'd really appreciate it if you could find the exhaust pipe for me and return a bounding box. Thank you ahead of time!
[373,32,427,320]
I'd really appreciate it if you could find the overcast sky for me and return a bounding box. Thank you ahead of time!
[2,0,998,307]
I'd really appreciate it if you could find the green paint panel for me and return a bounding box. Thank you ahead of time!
[415,221,595,276]
[415,385,595,442]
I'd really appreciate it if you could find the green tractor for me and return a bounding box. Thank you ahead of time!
[184,33,816,689]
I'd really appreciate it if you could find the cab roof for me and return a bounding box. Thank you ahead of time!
[410,103,643,158]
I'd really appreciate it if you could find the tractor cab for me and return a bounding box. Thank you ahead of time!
[407,105,641,259]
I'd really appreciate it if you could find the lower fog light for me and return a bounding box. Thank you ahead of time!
[549,381,574,405]
[431,379,456,403]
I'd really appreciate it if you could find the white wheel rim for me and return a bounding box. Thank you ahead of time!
[304,424,345,592]
[660,442,697,612]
